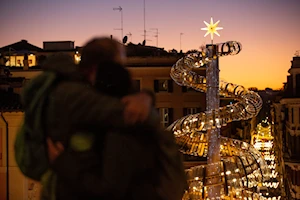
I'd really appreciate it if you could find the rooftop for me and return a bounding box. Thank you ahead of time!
[0,40,43,53]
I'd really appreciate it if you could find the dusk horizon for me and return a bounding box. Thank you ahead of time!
[1,0,300,90]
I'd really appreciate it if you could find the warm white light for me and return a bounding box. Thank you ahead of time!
[201,17,223,40]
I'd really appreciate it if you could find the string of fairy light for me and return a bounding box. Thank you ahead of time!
[251,119,282,200]
[168,41,262,136]
[169,17,272,200]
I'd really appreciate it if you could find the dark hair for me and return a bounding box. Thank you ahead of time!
[79,37,122,68]
[95,62,134,98]
[80,37,134,98]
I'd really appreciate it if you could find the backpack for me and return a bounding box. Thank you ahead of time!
[14,71,58,181]
[155,129,188,200]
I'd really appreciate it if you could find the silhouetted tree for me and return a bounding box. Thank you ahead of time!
[248,87,258,92]
[169,49,178,54]
[186,49,198,54]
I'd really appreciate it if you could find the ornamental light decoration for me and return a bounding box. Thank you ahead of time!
[167,17,269,199]
[201,17,223,43]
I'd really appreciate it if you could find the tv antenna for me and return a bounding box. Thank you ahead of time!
[113,6,123,40]
[127,32,132,42]
[150,28,159,47]
[180,33,184,51]
[143,0,146,42]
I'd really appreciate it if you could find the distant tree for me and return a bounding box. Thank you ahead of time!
[248,87,258,92]
[186,49,198,54]
[169,49,178,54]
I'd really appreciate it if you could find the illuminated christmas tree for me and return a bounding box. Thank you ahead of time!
[167,18,271,199]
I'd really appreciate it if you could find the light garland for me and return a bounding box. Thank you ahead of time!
[251,120,282,199]
[168,41,262,136]
[169,20,267,199]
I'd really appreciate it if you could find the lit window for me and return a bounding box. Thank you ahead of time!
[154,79,173,93]
[74,54,81,64]
[158,108,173,128]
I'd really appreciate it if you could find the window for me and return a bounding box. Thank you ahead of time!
[183,107,201,115]
[132,79,141,92]
[158,108,173,128]
[285,107,289,122]
[296,74,300,96]
[0,129,2,167]
[291,107,294,124]
[154,79,173,93]
[17,60,21,65]
[299,107,300,124]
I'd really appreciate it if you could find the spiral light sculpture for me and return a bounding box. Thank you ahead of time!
[167,41,269,199]
[168,41,263,138]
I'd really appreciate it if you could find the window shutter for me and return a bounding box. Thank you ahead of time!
[154,80,159,93]
[197,107,201,113]
[183,108,187,116]
[296,74,300,96]
[168,108,174,125]
[168,80,173,92]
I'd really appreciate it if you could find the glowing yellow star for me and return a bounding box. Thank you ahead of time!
[201,17,223,41]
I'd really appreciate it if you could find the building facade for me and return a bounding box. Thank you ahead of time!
[0,40,207,199]
[0,39,255,199]
[272,56,300,200]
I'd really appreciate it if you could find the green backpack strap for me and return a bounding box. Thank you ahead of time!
[40,169,57,200]
[14,71,59,181]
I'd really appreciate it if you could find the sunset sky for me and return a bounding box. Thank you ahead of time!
[1,0,300,90]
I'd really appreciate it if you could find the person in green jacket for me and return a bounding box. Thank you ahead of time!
[17,37,156,199]
[46,37,187,200]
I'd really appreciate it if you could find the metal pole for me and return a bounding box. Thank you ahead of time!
[156,29,158,47]
[206,44,221,199]
[127,32,132,42]
[151,28,158,47]
[180,33,183,52]
[1,112,9,200]
[9,48,11,67]
[121,7,123,40]
[113,6,123,40]
[144,0,146,42]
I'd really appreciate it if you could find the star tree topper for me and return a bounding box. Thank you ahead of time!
[201,17,223,43]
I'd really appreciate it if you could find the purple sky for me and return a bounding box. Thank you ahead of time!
[1,0,300,89]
